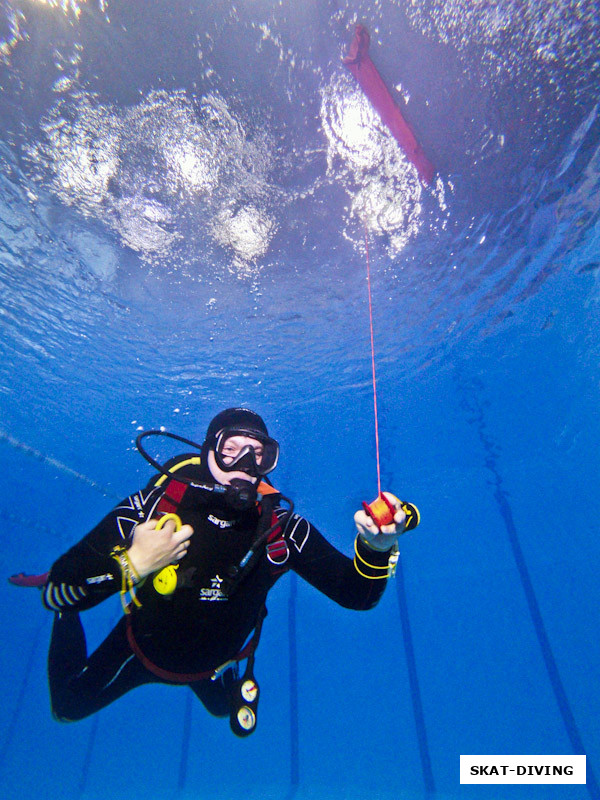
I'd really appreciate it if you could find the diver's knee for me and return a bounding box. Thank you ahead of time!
[52,711,77,723]
[51,700,89,723]
[204,706,229,718]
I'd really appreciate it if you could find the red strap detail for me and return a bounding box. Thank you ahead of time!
[156,480,187,515]
[236,636,260,662]
[267,511,282,542]
[267,540,287,557]
[125,614,259,684]
[266,511,290,573]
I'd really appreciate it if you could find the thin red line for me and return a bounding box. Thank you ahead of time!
[364,222,381,496]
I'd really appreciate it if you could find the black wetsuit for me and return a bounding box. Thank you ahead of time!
[43,461,393,722]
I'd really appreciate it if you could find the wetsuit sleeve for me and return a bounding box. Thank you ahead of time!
[280,511,393,610]
[42,487,162,612]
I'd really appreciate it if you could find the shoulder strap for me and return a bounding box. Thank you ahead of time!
[148,454,203,513]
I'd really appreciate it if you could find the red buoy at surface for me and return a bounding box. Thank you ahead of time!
[343,24,434,186]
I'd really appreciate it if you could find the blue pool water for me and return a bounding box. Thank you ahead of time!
[1,1,599,798]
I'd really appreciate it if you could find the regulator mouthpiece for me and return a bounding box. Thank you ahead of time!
[225,480,258,511]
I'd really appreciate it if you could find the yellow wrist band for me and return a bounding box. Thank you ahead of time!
[353,560,390,580]
[354,538,391,569]
[111,546,142,613]
[353,537,398,580]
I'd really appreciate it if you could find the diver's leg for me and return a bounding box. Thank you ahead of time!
[189,668,237,717]
[48,609,87,690]
[48,613,157,722]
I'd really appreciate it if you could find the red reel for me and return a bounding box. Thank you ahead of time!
[362,493,420,531]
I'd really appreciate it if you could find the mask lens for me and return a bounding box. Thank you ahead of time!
[215,429,279,475]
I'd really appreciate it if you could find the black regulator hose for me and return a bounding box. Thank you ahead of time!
[135,429,205,484]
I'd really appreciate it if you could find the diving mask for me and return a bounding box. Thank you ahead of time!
[214,428,279,477]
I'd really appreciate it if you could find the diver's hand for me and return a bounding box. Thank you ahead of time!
[127,519,194,579]
[354,492,407,552]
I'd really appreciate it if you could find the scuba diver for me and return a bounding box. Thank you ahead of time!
[38,408,416,736]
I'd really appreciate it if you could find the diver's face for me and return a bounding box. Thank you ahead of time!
[207,434,263,485]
